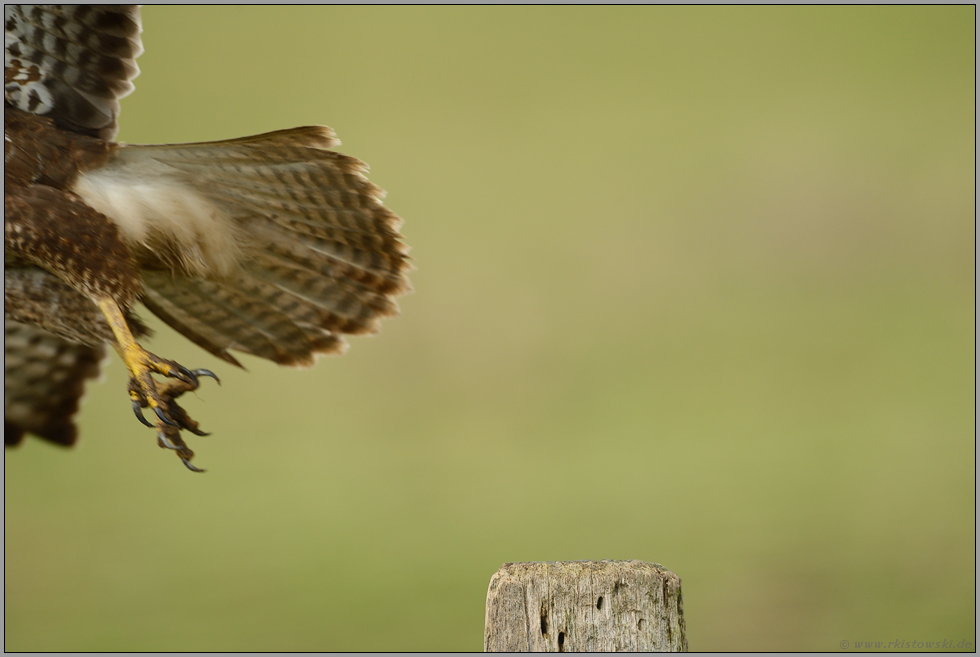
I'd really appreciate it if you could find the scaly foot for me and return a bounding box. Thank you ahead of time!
[97,297,219,471]
[130,370,219,471]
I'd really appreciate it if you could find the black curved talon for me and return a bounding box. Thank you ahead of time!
[191,369,220,385]
[154,406,180,427]
[173,364,198,386]
[133,400,154,427]
[181,457,205,473]
[126,356,218,471]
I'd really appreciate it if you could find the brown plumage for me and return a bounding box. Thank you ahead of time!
[4,6,411,469]
[4,321,105,446]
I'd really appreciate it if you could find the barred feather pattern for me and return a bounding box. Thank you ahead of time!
[4,4,142,140]
[4,320,106,446]
[5,5,411,456]
[107,128,412,368]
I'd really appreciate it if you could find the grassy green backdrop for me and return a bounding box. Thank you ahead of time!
[5,6,974,651]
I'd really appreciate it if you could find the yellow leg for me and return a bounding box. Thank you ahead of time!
[98,297,185,414]
[97,297,139,357]
[97,297,216,472]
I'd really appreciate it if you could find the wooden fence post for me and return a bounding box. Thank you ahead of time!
[484,560,687,652]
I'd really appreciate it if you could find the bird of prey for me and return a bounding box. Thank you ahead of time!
[4,6,411,471]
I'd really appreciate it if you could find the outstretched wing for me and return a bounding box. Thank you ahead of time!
[4,320,106,446]
[4,4,142,140]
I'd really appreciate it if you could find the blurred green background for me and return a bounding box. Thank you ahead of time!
[4,6,975,651]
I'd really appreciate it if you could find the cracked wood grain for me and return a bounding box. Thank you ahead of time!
[484,560,687,652]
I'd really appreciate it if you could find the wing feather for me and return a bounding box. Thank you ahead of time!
[4,320,106,446]
[4,5,142,139]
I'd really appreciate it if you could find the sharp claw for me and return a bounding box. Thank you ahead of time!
[180,457,206,473]
[154,406,179,427]
[133,400,154,427]
[124,349,217,469]
[173,365,198,386]
[191,369,220,385]
[157,432,179,450]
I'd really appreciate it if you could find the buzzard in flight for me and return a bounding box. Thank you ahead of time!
[4,6,410,471]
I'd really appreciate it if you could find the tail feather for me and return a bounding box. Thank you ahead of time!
[88,124,410,367]
[140,272,301,365]
[132,125,341,153]
[139,277,247,368]
[148,147,407,268]
[194,273,350,365]
[203,179,405,236]
[244,251,398,329]
[141,272,348,367]
[224,201,407,284]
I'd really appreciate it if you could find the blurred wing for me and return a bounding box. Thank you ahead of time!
[4,321,106,446]
[4,4,142,140]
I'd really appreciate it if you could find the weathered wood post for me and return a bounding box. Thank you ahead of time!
[484,560,687,652]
